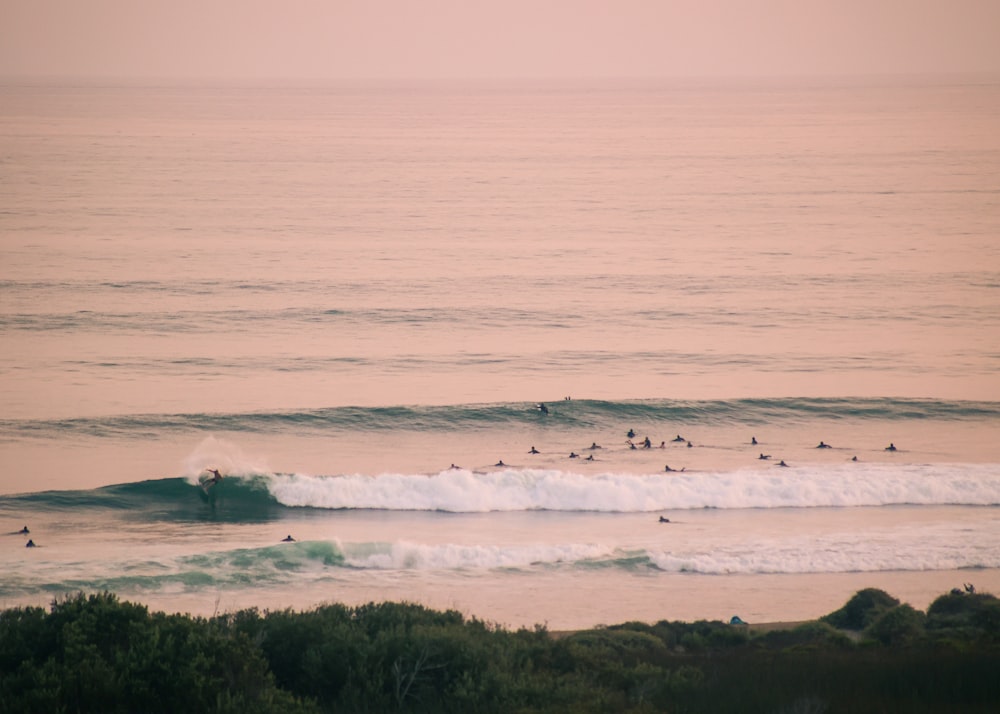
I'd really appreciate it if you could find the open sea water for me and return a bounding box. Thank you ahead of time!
[1,77,999,629]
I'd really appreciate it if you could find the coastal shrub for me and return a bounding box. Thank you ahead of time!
[820,587,899,630]
[926,591,1000,644]
[756,621,854,651]
[0,592,312,714]
[2,589,999,713]
[865,604,926,647]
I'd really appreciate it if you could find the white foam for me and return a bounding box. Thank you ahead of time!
[340,541,614,571]
[264,463,1000,512]
[182,435,272,484]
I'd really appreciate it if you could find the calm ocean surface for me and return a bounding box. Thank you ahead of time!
[1,78,999,628]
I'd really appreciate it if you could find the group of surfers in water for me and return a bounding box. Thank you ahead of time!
[520,411,900,524]
[8,525,38,547]
[500,431,899,474]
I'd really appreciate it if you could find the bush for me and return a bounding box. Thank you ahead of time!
[926,592,1000,644]
[865,604,926,647]
[820,588,900,630]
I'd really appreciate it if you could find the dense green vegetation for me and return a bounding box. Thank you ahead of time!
[2,588,998,713]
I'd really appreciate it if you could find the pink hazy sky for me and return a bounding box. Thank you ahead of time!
[1,0,999,81]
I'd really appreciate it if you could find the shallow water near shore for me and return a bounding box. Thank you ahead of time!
[2,77,999,627]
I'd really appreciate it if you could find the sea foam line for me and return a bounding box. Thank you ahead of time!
[263,464,1000,513]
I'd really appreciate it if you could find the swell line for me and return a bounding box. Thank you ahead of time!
[2,397,999,441]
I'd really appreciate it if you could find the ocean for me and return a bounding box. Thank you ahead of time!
[1,77,999,630]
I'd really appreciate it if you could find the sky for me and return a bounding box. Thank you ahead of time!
[1,0,999,81]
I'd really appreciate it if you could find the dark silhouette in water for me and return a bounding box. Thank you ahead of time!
[25,539,37,548]
[529,446,539,454]
[777,460,789,467]
[659,516,670,523]
[758,453,771,460]
[495,460,506,467]
[537,403,548,415]
[885,443,897,451]
[672,434,685,442]
[816,441,831,449]
[751,436,758,445]
[18,526,29,534]
[282,535,296,542]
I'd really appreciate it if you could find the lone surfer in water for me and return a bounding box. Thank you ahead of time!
[281,535,295,542]
[529,446,539,454]
[777,460,789,467]
[672,434,685,442]
[205,468,223,486]
[816,441,831,449]
[758,453,771,460]
[659,516,670,523]
[885,443,897,451]
[18,526,29,535]
[537,403,548,415]
[25,539,37,548]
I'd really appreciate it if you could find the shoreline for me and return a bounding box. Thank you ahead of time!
[4,568,994,634]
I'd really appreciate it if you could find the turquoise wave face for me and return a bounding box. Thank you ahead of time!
[0,477,286,524]
[2,397,999,440]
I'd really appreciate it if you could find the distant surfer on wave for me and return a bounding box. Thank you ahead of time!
[206,468,223,485]
[282,535,295,542]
